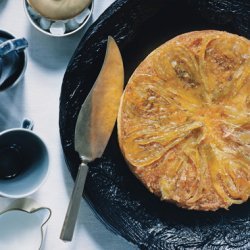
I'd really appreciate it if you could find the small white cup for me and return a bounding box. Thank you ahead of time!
[0,119,49,198]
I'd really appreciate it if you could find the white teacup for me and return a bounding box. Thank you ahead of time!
[0,119,49,198]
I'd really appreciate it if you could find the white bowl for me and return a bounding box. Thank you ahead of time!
[23,0,94,37]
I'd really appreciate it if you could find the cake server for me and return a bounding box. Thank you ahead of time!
[60,36,124,241]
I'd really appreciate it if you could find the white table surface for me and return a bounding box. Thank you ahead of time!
[0,1,137,249]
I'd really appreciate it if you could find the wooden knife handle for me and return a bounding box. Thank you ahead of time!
[60,162,88,241]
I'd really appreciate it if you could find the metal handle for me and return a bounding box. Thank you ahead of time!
[0,38,28,58]
[60,162,89,241]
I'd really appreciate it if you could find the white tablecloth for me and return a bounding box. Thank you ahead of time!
[0,1,137,249]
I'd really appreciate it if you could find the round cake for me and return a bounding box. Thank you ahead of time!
[118,30,250,211]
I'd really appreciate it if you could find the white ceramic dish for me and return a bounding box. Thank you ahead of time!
[23,0,94,37]
[0,199,51,250]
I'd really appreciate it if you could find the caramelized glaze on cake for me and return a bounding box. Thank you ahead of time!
[118,31,250,211]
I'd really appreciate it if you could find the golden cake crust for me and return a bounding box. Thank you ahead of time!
[118,30,250,211]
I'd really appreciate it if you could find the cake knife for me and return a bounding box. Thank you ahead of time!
[60,36,124,241]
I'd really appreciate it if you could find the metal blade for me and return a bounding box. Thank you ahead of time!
[74,36,124,161]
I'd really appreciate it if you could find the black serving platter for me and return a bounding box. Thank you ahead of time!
[59,0,250,249]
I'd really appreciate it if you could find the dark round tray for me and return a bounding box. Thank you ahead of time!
[59,0,250,249]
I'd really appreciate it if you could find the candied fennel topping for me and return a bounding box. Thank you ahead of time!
[118,31,250,211]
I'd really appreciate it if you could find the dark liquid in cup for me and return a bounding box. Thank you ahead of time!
[0,145,25,179]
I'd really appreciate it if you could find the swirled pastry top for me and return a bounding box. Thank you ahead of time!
[118,30,250,211]
[28,0,92,20]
